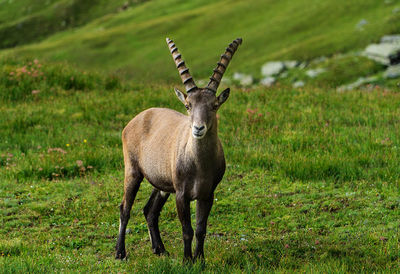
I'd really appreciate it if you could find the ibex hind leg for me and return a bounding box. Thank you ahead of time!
[115,163,143,260]
[143,188,170,255]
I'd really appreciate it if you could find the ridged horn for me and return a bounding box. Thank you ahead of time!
[207,38,242,94]
[166,38,197,93]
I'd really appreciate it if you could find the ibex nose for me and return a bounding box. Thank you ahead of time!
[194,125,205,131]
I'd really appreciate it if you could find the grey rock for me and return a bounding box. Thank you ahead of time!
[383,64,400,79]
[292,81,305,88]
[363,43,400,65]
[337,76,378,92]
[280,71,289,78]
[261,61,285,76]
[298,62,308,69]
[356,19,368,30]
[260,77,275,87]
[381,35,400,44]
[283,60,299,69]
[306,68,326,78]
[311,56,327,65]
[233,72,253,86]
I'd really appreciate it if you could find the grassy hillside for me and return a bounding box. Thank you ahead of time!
[1,0,399,83]
[0,0,143,49]
[1,1,400,272]
[1,59,400,273]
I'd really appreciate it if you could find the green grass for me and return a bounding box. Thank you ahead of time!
[1,59,400,272]
[278,54,385,88]
[0,0,144,49]
[1,0,400,84]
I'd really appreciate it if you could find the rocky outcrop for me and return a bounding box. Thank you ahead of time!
[383,64,400,79]
[233,72,253,86]
[381,35,400,44]
[336,76,378,92]
[306,68,326,78]
[261,60,299,77]
[363,35,400,65]
[261,61,285,77]
[293,81,305,88]
[260,77,275,87]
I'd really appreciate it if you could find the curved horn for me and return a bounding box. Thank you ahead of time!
[207,38,242,94]
[166,38,197,93]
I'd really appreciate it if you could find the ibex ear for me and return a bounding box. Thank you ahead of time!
[217,88,230,106]
[174,87,187,104]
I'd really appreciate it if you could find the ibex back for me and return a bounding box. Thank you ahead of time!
[115,37,242,261]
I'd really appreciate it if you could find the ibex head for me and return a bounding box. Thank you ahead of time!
[166,37,242,139]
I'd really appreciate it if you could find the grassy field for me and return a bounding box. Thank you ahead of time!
[1,59,399,273]
[1,0,400,85]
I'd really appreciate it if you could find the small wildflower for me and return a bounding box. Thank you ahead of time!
[76,160,83,167]
[83,139,87,143]
[47,147,67,154]
[284,244,289,249]
[246,108,257,114]
[32,90,40,95]
[66,144,70,147]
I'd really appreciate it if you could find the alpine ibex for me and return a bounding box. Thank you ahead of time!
[115,37,242,261]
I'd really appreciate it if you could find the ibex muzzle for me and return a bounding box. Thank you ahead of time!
[115,37,242,262]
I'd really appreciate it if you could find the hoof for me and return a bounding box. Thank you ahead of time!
[153,246,169,256]
[115,249,126,260]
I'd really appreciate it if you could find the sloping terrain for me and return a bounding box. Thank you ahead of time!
[0,60,399,272]
[0,0,143,49]
[1,1,400,272]
[1,0,399,84]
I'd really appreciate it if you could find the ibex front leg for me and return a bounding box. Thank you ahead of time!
[175,192,194,262]
[194,196,213,261]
